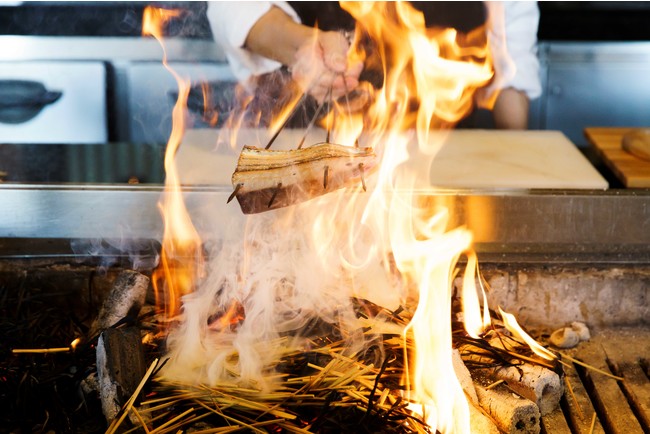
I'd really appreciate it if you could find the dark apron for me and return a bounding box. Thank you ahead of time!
[289,1,486,33]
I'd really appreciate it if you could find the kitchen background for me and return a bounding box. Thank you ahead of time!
[0,1,649,185]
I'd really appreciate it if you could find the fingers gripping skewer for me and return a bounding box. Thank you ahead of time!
[340,72,352,121]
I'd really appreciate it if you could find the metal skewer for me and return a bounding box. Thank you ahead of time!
[268,182,282,208]
[264,91,309,150]
[323,165,329,189]
[297,97,329,150]
[326,85,333,144]
[227,183,243,204]
[340,72,353,119]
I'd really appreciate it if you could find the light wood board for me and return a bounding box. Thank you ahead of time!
[427,130,607,190]
[177,129,608,190]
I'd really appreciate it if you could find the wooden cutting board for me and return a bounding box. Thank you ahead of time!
[177,129,608,189]
[585,127,650,188]
[427,130,608,189]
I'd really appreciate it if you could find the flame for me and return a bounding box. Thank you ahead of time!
[200,82,220,127]
[334,2,492,431]
[152,2,552,433]
[461,251,491,338]
[143,6,204,319]
[499,307,556,361]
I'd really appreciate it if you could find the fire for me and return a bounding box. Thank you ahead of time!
[148,2,553,433]
[143,6,204,319]
[462,251,492,338]
[499,308,556,361]
[335,2,492,431]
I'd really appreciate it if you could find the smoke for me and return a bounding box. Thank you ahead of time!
[161,186,404,389]
[70,237,159,272]
[157,2,495,410]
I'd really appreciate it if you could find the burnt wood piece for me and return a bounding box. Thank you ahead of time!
[231,143,376,214]
[89,270,150,338]
[476,363,563,416]
[475,384,541,434]
[468,402,500,434]
[452,349,479,403]
[96,327,146,424]
[453,350,501,432]
[459,336,563,416]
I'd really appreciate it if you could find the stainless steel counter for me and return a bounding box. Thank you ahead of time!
[1,185,648,264]
[0,36,226,62]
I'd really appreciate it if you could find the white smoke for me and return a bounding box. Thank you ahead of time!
[161,187,403,390]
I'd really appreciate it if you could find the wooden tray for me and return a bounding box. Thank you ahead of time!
[585,127,650,188]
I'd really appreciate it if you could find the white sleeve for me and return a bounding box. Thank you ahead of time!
[483,1,541,101]
[206,1,300,83]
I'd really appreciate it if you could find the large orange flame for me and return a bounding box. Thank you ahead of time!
[337,3,492,431]
[144,6,204,319]
[151,2,553,433]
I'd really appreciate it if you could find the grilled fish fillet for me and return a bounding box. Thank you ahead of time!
[231,143,377,214]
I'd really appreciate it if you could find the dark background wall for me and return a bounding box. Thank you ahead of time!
[1,2,650,41]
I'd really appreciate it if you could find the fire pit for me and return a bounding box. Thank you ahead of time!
[1,185,648,433]
[3,2,650,433]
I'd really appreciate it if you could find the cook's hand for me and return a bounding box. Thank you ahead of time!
[290,30,363,103]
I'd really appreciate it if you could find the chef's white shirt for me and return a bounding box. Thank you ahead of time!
[206,1,542,101]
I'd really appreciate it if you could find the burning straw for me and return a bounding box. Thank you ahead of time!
[136,2,556,433]
[106,304,433,434]
[102,293,572,434]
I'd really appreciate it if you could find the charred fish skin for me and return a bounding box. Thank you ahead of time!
[231,143,377,215]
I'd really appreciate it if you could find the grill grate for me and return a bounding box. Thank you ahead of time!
[541,328,650,434]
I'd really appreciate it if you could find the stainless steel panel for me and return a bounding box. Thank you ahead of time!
[0,61,107,143]
[123,62,236,144]
[544,42,650,63]
[1,185,648,264]
[0,185,164,240]
[538,42,650,146]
